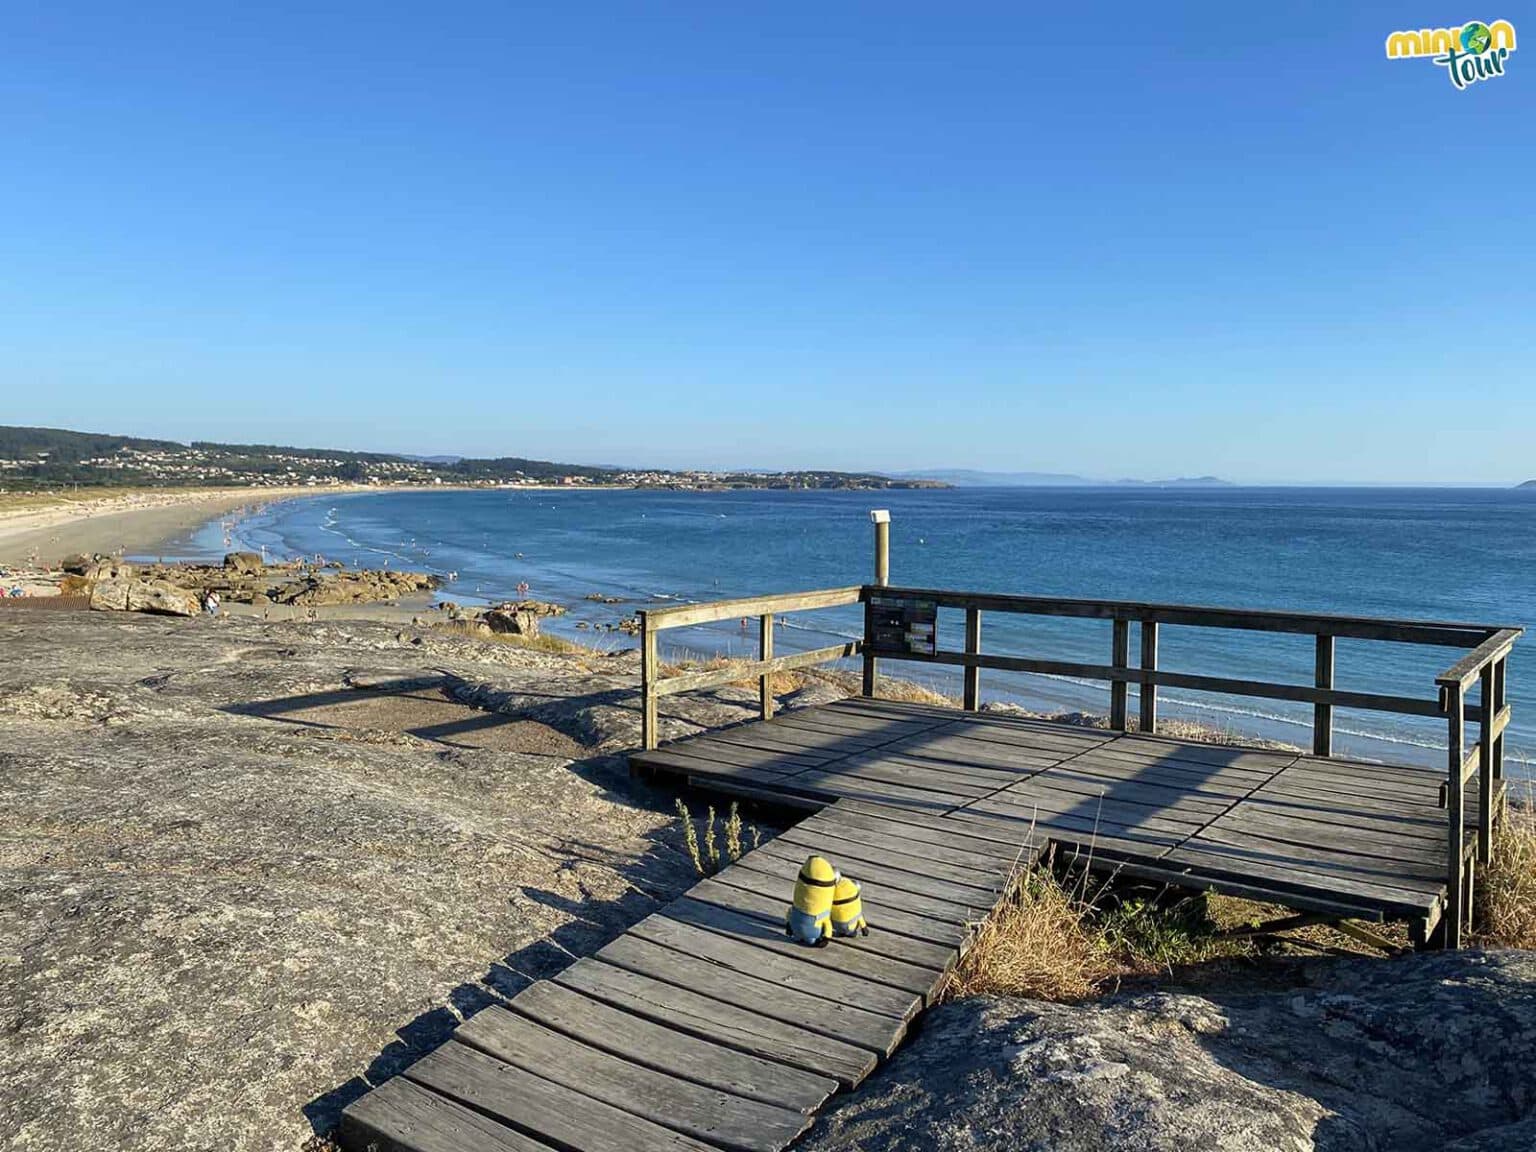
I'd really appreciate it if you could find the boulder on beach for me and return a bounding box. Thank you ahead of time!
[482,607,540,638]
[59,553,94,576]
[223,551,264,574]
[88,579,131,612]
[89,578,199,617]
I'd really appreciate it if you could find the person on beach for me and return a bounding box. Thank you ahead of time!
[202,590,220,617]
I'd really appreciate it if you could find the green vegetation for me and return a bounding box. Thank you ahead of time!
[0,424,945,492]
[673,800,762,877]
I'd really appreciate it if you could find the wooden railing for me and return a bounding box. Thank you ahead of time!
[639,587,863,752]
[860,585,1522,948]
[637,581,1520,946]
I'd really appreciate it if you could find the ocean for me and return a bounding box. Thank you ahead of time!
[158,485,1535,772]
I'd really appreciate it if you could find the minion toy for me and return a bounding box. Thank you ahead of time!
[785,855,838,946]
[831,875,869,938]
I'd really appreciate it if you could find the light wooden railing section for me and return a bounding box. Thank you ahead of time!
[639,586,864,752]
[861,585,1522,948]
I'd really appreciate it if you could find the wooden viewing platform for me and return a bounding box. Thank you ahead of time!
[338,576,1520,1152]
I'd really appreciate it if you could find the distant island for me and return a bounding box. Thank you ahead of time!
[0,425,947,493]
[1519,480,1536,489]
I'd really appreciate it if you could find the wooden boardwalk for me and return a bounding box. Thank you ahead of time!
[338,789,1019,1152]
[337,696,1471,1152]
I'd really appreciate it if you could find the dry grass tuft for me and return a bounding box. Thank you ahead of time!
[1476,795,1536,949]
[941,864,1114,1002]
[674,799,759,876]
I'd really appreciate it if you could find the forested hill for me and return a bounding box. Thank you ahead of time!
[0,425,943,491]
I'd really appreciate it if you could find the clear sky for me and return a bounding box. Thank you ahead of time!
[1,4,1530,482]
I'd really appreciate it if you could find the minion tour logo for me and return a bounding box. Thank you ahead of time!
[1386,20,1517,88]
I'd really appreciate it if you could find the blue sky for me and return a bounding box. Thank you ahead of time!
[1,4,1530,482]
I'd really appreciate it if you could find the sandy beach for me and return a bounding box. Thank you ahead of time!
[0,486,365,568]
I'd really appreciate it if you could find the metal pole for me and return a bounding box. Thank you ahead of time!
[871,509,890,585]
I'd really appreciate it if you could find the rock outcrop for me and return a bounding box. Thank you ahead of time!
[223,550,264,574]
[803,950,1536,1152]
[0,608,800,1152]
[89,577,198,616]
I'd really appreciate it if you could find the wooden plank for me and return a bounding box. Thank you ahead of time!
[642,625,659,752]
[1190,825,1446,885]
[784,755,999,800]
[1057,851,1389,922]
[455,1006,810,1152]
[1314,635,1335,757]
[863,583,1498,647]
[751,838,999,912]
[759,613,774,721]
[823,801,1037,864]
[1017,769,1237,815]
[638,742,827,779]
[1139,620,1158,733]
[733,850,989,927]
[963,607,982,711]
[1210,803,1450,858]
[705,860,969,948]
[405,1040,715,1152]
[838,797,1045,856]
[556,958,877,1086]
[767,768,972,813]
[508,980,837,1114]
[646,586,863,631]
[1158,843,1439,917]
[339,1076,554,1152]
[775,825,1009,892]
[1436,627,1521,692]
[577,938,898,1063]
[687,875,958,972]
[1110,618,1130,730]
[622,911,922,1021]
[658,896,942,997]
[795,810,1024,875]
[971,788,1217,833]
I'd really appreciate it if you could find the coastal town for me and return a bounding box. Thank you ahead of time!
[0,426,946,493]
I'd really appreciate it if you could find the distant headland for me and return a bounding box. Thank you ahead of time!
[0,425,947,493]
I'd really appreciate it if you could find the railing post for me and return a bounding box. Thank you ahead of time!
[1139,620,1158,733]
[1110,618,1130,731]
[1314,635,1335,758]
[641,612,659,751]
[1445,684,1465,949]
[963,607,982,711]
[1494,654,1508,793]
[1477,663,1495,864]
[862,510,890,698]
[760,612,775,722]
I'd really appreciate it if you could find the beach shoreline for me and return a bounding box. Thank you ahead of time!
[0,482,608,568]
[0,486,370,568]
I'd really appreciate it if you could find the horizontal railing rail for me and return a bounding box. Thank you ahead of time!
[857,583,1522,949]
[639,586,864,751]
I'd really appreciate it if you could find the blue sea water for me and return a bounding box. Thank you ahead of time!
[159,486,1536,771]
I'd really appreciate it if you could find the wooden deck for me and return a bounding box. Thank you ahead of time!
[638,697,1467,931]
[338,697,1471,1152]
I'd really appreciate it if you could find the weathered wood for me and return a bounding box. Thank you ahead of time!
[647,586,863,631]
[686,875,958,972]
[1314,634,1335,757]
[760,612,775,721]
[963,607,982,711]
[1139,620,1158,733]
[1110,619,1130,730]
[554,957,879,1085]
[507,980,837,1113]
[641,623,659,752]
[705,861,970,948]
[655,643,861,697]
[593,930,903,1056]
[1436,627,1522,693]
[339,1076,553,1152]
[861,583,1504,648]
[405,1040,715,1152]
[455,1005,810,1152]
[1445,686,1465,948]
[775,825,1009,893]
[622,910,922,1021]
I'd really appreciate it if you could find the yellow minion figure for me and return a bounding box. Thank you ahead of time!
[831,875,869,937]
[785,855,838,946]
